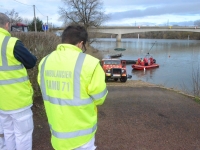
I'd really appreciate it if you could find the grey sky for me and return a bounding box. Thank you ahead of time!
[109,2,200,20]
[1,0,200,26]
[102,0,200,26]
[103,0,200,7]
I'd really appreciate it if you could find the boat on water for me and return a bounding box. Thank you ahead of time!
[109,53,123,58]
[132,56,159,70]
[132,63,159,70]
[132,42,159,70]
[114,48,126,51]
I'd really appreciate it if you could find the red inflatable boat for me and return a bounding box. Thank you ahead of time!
[132,56,159,70]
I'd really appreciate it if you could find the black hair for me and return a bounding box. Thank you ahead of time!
[61,25,88,45]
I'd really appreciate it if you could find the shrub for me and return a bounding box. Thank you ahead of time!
[11,32,103,97]
[12,32,61,97]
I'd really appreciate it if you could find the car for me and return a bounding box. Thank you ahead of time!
[101,58,127,82]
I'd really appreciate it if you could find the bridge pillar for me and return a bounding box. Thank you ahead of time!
[116,34,121,42]
[116,41,121,48]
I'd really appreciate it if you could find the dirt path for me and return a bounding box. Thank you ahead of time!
[32,81,200,150]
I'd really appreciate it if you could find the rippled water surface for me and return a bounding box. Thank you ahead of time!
[91,38,200,94]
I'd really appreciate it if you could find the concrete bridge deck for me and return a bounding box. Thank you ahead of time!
[55,26,200,41]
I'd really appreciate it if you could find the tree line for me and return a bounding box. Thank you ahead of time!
[5,9,44,32]
[95,31,200,40]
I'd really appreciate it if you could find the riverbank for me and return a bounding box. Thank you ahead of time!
[107,80,195,98]
[32,80,200,150]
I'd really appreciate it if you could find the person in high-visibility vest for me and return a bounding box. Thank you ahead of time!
[0,13,37,150]
[37,25,108,150]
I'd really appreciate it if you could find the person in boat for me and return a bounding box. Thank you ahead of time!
[137,58,141,65]
[149,57,154,65]
[140,58,144,66]
[143,57,148,66]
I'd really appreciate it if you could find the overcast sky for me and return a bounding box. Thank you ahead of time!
[1,0,200,27]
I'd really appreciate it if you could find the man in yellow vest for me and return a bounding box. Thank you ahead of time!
[0,13,37,150]
[37,25,108,150]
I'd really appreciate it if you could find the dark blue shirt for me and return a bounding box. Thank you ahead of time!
[14,40,37,69]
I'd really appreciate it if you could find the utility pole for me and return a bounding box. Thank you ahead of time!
[9,16,11,30]
[33,5,37,32]
[47,16,48,32]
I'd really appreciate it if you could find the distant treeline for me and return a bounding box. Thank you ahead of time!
[93,31,200,40]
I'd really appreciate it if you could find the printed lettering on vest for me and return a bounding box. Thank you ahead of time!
[45,70,72,92]
[46,80,70,92]
[45,70,72,78]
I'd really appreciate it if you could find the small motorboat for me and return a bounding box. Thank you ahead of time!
[114,48,126,51]
[132,56,159,70]
[109,53,123,58]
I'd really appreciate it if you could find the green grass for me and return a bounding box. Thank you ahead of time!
[194,97,200,103]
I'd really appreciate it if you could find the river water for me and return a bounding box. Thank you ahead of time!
[91,38,200,95]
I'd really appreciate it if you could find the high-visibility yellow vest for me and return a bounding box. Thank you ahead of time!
[38,44,107,150]
[0,28,33,111]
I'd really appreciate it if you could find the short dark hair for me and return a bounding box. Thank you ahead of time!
[0,13,10,28]
[61,25,88,45]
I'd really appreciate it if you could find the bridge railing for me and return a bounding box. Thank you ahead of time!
[53,26,199,31]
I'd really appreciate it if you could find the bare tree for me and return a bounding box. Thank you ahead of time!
[23,18,30,25]
[58,0,108,30]
[5,9,22,25]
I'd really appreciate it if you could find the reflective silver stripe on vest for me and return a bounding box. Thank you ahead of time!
[0,36,28,85]
[49,123,97,139]
[74,53,85,99]
[90,87,108,100]
[0,36,24,71]
[40,53,93,106]
[43,96,93,106]
[0,76,29,85]
[40,55,49,101]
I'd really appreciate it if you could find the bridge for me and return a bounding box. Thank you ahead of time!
[55,26,200,41]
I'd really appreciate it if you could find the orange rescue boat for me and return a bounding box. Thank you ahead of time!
[132,57,159,70]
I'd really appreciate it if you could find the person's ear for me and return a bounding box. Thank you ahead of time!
[77,41,83,49]
[5,22,10,31]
